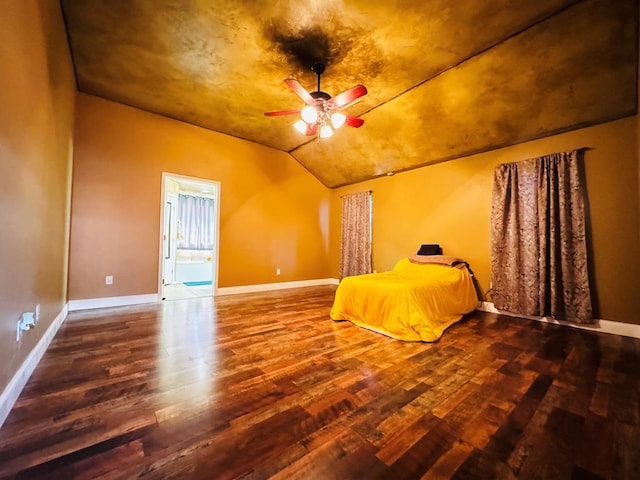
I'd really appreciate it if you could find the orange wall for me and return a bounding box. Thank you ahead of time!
[331,116,640,324]
[68,94,332,300]
[0,1,75,392]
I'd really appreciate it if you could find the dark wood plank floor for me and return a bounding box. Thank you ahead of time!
[1,286,639,479]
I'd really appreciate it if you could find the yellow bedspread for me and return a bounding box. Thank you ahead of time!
[330,257,478,342]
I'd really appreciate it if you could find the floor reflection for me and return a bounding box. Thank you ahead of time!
[157,298,219,405]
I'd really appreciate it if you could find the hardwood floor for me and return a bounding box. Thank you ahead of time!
[0,285,639,479]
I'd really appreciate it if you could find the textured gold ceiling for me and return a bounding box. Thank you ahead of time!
[61,0,637,187]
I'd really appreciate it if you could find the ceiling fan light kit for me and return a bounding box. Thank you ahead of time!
[300,105,318,124]
[265,62,367,140]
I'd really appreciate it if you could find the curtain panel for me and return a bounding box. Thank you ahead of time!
[340,191,372,279]
[176,194,216,251]
[490,149,593,324]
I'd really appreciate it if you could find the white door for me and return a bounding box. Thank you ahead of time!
[162,194,178,285]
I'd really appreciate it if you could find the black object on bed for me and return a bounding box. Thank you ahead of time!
[417,244,442,256]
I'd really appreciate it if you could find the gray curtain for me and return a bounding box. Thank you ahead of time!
[340,191,372,279]
[177,194,215,250]
[490,149,593,324]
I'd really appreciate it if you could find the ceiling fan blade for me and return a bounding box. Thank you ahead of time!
[264,109,300,117]
[306,123,318,136]
[284,79,316,105]
[345,115,364,128]
[328,84,368,108]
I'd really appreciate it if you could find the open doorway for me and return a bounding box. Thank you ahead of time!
[159,173,220,301]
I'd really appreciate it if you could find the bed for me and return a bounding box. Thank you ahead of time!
[330,255,478,342]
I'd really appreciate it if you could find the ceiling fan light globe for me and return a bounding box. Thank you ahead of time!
[301,106,318,124]
[293,120,308,134]
[331,112,346,129]
[320,125,334,139]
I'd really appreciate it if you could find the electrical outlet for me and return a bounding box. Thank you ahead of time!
[106,275,113,285]
[35,304,40,323]
[16,312,36,341]
[276,268,281,276]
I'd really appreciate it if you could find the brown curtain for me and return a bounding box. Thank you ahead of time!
[340,191,372,279]
[490,149,593,324]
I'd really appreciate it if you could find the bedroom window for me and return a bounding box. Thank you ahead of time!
[340,191,373,278]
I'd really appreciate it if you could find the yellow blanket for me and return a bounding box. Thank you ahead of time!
[330,257,478,342]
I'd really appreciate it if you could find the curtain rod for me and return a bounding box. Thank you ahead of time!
[498,147,592,167]
[340,190,372,198]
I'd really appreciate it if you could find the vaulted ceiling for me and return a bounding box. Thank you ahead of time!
[61,0,638,188]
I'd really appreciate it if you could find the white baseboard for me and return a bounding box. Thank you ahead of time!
[216,278,339,296]
[68,293,160,311]
[68,281,340,308]
[0,304,68,429]
[477,301,640,339]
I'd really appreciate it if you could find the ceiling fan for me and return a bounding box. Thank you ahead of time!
[265,62,367,139]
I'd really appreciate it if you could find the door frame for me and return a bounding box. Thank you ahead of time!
[158,172,221,298]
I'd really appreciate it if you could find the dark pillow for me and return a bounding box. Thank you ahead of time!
[417,244,442,256]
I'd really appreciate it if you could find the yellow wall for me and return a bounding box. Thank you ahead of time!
[0,0,75,392]
[331,117,640,325]
[68,93,332,300]
[69,93,640,323]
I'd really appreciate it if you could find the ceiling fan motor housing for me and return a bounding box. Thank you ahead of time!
[311,91,331,101]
